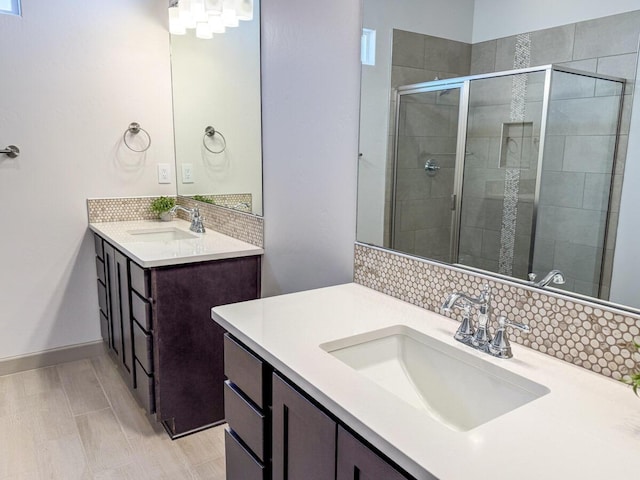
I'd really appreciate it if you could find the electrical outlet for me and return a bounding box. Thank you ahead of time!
[182,163,194,184]
[157,163,171,184]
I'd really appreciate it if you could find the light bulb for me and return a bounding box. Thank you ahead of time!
[169,6,186,35]
[205,0,223,16]
[196,22,213,39]
[235,0,253,21]
[208,15,226,34]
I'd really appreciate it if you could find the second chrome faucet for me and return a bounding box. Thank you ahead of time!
[442,284,530,359]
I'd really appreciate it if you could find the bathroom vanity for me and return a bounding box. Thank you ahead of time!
[91,219,263,438]
[213,283,640,480]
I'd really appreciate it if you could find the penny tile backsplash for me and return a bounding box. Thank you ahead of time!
[87,196,263,247]
[354,243,640,380]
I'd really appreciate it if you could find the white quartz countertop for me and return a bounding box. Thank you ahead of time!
[89,219,263,268]
[212,283,640,480]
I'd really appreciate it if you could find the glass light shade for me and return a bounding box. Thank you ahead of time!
[221,9,238,27]
[235,0,253,21]
[191,0,208,22]
[205,0,223,16]
[208,15,226,34]
[169,6,186,35]
[222,0,239,27]
[179,0,197,28]
[196,22,213,39]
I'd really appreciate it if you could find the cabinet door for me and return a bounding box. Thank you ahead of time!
[114,250,133,384]
[337,426,410,480]
[272,373,336,480]
[103,243,122,360]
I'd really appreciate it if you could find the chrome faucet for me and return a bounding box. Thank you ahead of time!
[528,269,565,288]
[442,284,529,359]
[442,284,492,348]
[169,205,206,233]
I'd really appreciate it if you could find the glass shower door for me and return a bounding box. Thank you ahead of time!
[458,71,546,279]
[392,85,462,263]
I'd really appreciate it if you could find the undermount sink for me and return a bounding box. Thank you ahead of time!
[320,325,549,432]
[127,227,198,242]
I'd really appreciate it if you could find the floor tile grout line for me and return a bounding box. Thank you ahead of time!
[88,356,139,458]
[55,360,97,478]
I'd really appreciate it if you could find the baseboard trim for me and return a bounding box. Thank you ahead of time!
[0,340,107,376]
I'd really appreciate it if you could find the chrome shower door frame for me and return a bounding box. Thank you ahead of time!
[391,80,465,261]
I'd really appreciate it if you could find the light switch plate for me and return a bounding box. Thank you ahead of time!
[157,163,171,184]
[182,163,194,184]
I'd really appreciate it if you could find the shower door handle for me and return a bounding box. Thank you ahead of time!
[451,194,457,211]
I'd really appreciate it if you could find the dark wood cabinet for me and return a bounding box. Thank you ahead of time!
[222,334,416,480]
[93,233,261,438]
[101,242,133,387]
[272,372,337,480]
[337,426,409,480]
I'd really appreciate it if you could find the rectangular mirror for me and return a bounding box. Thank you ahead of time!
[357,0,640,311]
[170,0,263,216]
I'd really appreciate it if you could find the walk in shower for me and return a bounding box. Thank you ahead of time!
[390,65,625,298]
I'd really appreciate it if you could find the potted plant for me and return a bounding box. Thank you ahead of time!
[622,342,640,397]
[150,196,175,221]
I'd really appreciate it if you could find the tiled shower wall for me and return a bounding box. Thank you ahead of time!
[385,31,471,251]
[385,10,638,302]
[459,71,544,279]
[470,10,639,300]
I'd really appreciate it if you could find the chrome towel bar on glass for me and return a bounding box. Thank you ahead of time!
[1,145,20,158]
[123,122,151,152]
[203,126,226,154]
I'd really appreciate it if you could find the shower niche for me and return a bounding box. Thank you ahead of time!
[389,65,625,299]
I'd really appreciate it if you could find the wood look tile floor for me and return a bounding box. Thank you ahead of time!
[0,355,226,479]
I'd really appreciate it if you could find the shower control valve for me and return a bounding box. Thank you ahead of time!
[424,159,441,175]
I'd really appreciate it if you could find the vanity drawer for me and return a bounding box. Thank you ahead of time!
[133,319,153,375]
[224,381,265,461]
[133,359,155,414]
[97,280,108,316]
[225,429,265,480]
[94,234,104,260]
[95,257,106,284]
[224,334,265,409]
[131,291,152,332]
[130,261,150,298]
[99,311,109,344]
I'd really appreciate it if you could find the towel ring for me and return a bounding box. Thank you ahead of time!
[123,122,151,153]
[0,145,20,158]
[203,126,226,154]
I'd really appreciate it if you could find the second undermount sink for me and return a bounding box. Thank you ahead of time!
[320,325,549,432]
[127,227,198,242]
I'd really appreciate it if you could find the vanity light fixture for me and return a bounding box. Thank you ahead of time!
[168,0,253,38]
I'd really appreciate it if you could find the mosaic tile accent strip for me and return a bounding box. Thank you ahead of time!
[87,196,169,223]
[354,243,640,380]
[185,193,252,213]
[498,33,531,276]
[177,196,263,247]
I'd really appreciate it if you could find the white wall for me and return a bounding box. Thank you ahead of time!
[473,0,640,42]
[172,0,263,215]
[260,0,361,296]
[358,0,475,245]
[0,0,174,360]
